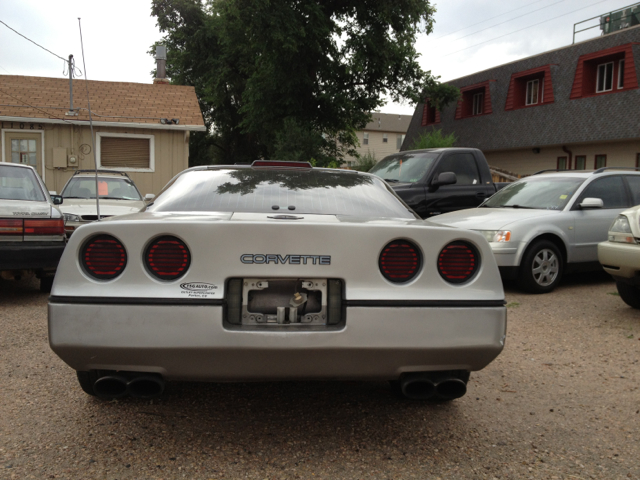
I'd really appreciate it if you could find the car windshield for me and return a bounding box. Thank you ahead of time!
[482,176,586,210]
[61,177,142,200]
[148,168,417,219]
[369,152,439,183]
[0,165,46,202]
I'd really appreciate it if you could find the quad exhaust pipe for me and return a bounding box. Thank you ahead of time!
[93,372,165,399]
[399,371,468,401]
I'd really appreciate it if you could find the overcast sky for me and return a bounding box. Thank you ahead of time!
[0,0,633,116]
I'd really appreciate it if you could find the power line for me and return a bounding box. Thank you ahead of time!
[431,0,548,40]
[443,0,611,57]
[0,19,67,62]
[446,0,568,44]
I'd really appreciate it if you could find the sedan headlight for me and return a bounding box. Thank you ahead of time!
[479,230,511,243]
[63,213,81,223]
[608,215,637,244]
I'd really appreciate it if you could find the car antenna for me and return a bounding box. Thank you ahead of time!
[78,18,100,222]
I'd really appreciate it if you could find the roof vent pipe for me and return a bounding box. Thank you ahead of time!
[154,45,169,85]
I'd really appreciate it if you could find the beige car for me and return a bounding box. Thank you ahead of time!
[598,204,640,309]
[58,170,152,236]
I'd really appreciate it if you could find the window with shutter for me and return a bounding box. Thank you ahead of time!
[97,133,154,172]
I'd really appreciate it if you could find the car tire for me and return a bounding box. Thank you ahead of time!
[76,371,98,397]
[616,281,640,309]
[518,240,563,294]
[39,277,54,293]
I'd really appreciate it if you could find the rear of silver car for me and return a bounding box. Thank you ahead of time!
[0,164,66,291]
[48,165,506,401]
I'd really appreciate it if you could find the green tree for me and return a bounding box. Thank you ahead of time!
[151,0,459,166]
[411,128,457,149]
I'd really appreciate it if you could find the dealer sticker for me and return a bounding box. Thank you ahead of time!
[180,282,218,298]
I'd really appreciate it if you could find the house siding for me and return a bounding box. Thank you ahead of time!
[36,124,188,194]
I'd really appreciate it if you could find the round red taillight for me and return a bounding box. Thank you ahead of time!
[145,236,191,281]
[438,241,480,284]
[81,235,127,280]
[379,240,422,283]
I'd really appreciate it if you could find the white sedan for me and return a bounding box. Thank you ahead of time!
[48,161,506,401]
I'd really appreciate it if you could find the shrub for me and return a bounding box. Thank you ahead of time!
[411,129,457,149]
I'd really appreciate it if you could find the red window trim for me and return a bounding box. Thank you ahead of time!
[574,155,586,170]
[594,154,607,169]
[421,99,441,126]
[570,43,639,99]
[455,80,494,120]
[505,64,555,110]
[557,156,569,170]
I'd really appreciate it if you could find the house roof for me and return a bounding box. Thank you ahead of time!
[403,25,640,152]
[0,75,206,131]
[364,112,412,133]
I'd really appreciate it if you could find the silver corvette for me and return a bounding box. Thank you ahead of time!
[48,161,506,401]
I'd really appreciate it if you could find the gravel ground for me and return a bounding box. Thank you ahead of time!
[1,273,638,480]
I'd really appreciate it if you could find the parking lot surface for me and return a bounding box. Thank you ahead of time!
[1,273,638,479]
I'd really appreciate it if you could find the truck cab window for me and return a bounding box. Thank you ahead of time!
[433,153,480,186]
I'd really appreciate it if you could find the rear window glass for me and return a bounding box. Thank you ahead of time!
[0,165,46,202]
[369,152,439,183]
[149,168,416,218]
[62,177,142,201]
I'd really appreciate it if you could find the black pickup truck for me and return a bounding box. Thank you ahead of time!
[369,147,508,219]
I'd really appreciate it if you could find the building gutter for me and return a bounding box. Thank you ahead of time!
[0,116,206,132]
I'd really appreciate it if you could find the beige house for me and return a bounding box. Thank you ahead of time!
[344,112,412,166]
[0,75,205,195]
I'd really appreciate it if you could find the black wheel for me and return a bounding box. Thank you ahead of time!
[518,240,563,294]
[76,371,98,396]
[39,276,54,293]
[616,281,640,309]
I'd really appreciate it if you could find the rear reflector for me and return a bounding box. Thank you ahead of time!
[81,235,127,280]
[0,219,23,235]
[437,241,480,284]
[379,240,422,283]
[145,236,191,281]
[24,219,65,236]
[251,160,313,168]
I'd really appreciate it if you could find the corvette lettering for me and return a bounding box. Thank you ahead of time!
[241,254,331,265]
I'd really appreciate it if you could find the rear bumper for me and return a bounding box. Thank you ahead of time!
[0,242,65,271]
[48,302,507,381]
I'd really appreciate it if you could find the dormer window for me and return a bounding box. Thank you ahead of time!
[525,79,541,105]
[421,99,441,125]
[571,43,637,99]
[455,80,493,120]
[504,65,553,111]
[596,62,614,93]
[472,92,483,115]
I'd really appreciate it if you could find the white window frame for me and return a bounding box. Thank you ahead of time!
[382,133,388,143]
[618,59,625,89]
[525,79,539,105]
[472,92,483,115]
[596,62,614,93]
[96,132,155,172]
[363,132,369,145]
[396,134,405,150]
[1,129,46,183]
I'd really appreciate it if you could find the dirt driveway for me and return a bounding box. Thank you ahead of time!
[0,273,638,479]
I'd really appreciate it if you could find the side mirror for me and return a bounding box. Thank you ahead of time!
[144,193,155,201]
[579,197,603,209]
[51,195,63,205]
[430,171,457,191]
